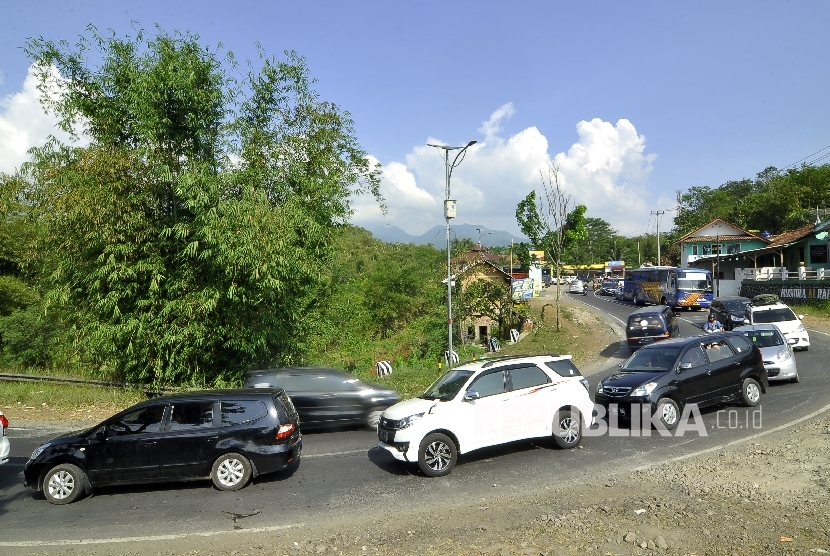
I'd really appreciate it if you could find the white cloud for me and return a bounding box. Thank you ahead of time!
[353,107,658,238]
[0,64,78,175]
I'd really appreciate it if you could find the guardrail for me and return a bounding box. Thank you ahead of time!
[0,373,178,394]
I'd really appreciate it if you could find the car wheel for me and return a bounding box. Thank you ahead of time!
[655,398,680,430]
[418,433,457,477]
[364,407,384,430]
[211,453,252,491]
[791,371,800,384]
[741,378,762,407]
[43,463,86,505]
[552,408,582,449]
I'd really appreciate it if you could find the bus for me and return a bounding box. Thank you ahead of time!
[621,266,713,309]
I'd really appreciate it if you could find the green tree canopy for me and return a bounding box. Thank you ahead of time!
[17,27,383,385]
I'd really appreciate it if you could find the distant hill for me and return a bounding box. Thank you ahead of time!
[367,223,528,248]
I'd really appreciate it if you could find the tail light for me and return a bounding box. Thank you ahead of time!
[0,414,8,434]
[275,423,295,440]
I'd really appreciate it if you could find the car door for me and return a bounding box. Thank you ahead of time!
[701,339,740,400]
[319,372,364,424]
[458,369,514,452]
[506,364,553,439]
[674,344,713,405]
[156,401,217,479]
[86,403,167,484]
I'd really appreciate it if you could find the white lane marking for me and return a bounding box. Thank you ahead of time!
[0,523,305,547]
[631,400,830,472]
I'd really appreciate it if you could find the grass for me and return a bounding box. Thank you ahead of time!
[0,301,592,419]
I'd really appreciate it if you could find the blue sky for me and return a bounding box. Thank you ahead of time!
[2,1,829,238]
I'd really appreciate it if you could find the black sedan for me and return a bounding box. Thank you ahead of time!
[709,296,751,330]
[595,332,767,430]
[245,367,400,429]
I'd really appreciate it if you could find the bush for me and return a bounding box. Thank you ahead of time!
[0,305,57,368]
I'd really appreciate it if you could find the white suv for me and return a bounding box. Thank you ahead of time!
[745,301,810,351]
[377,354,594,476]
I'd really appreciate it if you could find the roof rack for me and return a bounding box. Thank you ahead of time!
[750,293,781,306]
[481,353,561,368]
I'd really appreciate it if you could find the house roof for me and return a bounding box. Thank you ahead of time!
[766,223,815,247]
[443,258,512,284]
[678,218,771,244]
[690,221,827,265]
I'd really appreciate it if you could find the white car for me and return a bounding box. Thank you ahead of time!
[0,410,9,465]
[377,355,594,476]
[745,301,810,351]
[568,280,586,293]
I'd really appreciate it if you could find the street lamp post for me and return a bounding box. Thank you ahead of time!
[715,224,721,297]
[428,140,477,368]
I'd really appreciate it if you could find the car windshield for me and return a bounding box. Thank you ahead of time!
[622,347,681,371]
[753,308,797,323]
[420,370,474,400]
[677,272,712,292]
[740,329,784,348]
[726,300,750,312]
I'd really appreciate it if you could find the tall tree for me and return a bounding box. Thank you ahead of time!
[20,27,382,385]
[516,164,586,331]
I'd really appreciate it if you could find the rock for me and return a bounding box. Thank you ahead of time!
[647,540,656,549]
[640,540,648,548]
[624,532,636,543]
[655,535,667,549]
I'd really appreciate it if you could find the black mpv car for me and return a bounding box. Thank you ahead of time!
[24,389,302,504]
[595,332,767,430]
[625,306,680,351]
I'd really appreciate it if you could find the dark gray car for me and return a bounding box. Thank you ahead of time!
[245,367,400,429]
[709,296,751,330]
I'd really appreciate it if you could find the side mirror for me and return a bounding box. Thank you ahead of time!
[679,363,693,371]
[95,427,106,440]
[464,390,480,402]
[788,337,798,345]
[798,315,804,320]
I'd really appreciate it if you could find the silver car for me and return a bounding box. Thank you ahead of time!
[734,324,799,383]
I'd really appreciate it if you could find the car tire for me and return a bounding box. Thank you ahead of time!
[211,453,252,491]
[418,433,457,477]
[654,398,680,431]
[791,371,800,384]
[364,407,384,430]
[43,463,86,505]
[552,408,582,449]
[741,378,762,407]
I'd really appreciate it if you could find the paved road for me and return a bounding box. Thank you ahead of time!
[2,293,828,547]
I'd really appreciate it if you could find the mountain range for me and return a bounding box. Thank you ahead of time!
[365,223,528,248]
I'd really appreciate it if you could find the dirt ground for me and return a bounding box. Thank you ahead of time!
[7,292,830,556]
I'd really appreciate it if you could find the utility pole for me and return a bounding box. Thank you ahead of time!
[651,210,665,265]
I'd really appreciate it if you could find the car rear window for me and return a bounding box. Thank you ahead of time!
[627,314,665,329]
[221,400,267,426]
[544,359,583,377]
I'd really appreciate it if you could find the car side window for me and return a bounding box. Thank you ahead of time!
[108,405,165,435]
[704,340,735,363]
[509,365,550,391]
[169,402,214,431]
[469,370,506,398]
[726,335,753,354]
[679,346,707,368]
[221,400,268,426]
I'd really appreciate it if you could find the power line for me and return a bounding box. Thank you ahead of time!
[781,145,830,170]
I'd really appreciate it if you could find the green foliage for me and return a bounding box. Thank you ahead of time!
[17,27,383,385]
[0,304,57,367]
[673,164,830,236]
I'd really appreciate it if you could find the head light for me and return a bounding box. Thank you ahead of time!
[630,382,658,397]
[30,442,51,460]
[775,349,792,362]
[395,413,425,430]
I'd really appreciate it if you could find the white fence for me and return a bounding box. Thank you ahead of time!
[739,266,827,281]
